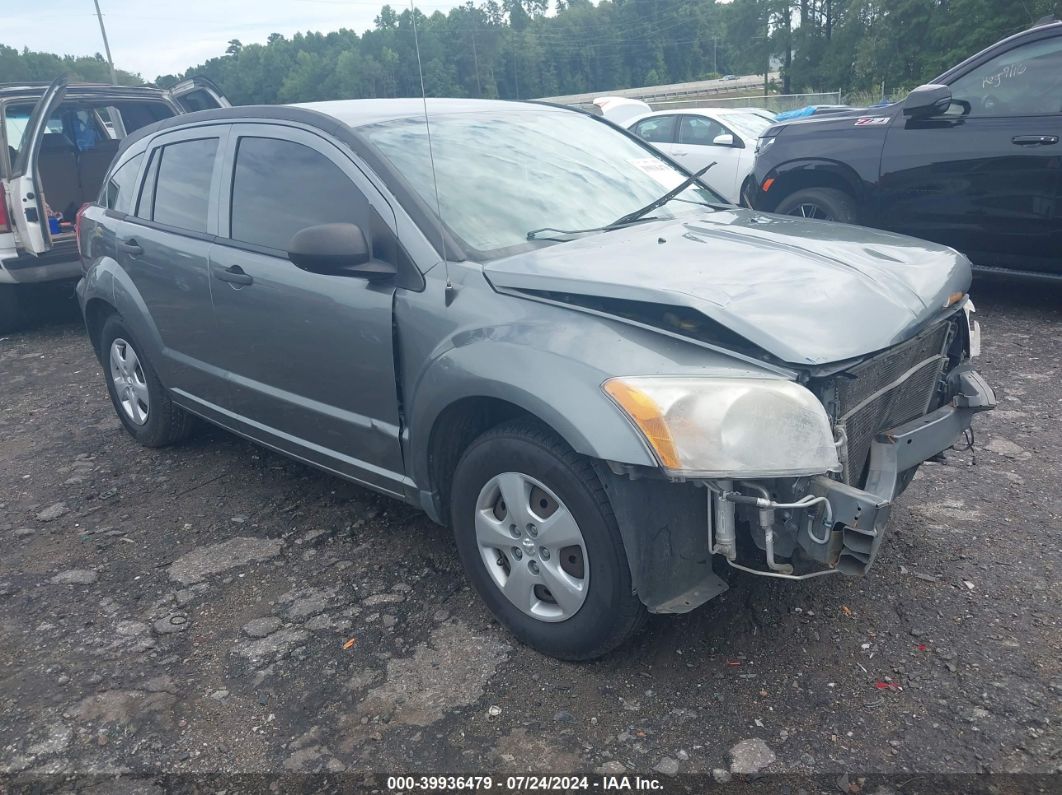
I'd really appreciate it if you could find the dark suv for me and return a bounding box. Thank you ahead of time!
[749,19,1062,281]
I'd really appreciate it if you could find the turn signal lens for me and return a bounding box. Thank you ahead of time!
[603,379,680,469]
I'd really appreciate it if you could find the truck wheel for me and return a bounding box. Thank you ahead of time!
[450,420,646,660]
[775,187,858,223]
[0,285,24,334]
[100,314,194,447]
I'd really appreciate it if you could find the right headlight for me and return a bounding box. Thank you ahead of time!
[603,376,840,478]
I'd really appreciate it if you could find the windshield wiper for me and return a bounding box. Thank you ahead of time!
[606,161,718,229]
[526,216,661,241]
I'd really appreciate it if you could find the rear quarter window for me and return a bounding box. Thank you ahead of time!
[103,153,144,213]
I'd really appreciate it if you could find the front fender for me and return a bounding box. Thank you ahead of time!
[754,157,868,212]
[406,337,658,493]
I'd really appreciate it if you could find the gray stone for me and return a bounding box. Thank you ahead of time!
[595,761,627,775]
[653,757,680,777]
[116,620,150,637]
[382,614,398,629]
[243,616,283,638]
[168,536,283,585]
[153,614,189,635]
[209,689,229,701]
[50,569,98,585]
[13,528,36,537]
[36,502,69,522]
[553,710,575,723]
[236,628,312,664]
[729,738,776,775]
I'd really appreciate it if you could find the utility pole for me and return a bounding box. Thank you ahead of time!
[92,0,118,84]
[711,36,719,74]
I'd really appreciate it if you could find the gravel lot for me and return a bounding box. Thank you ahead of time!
[0,280,1059,782]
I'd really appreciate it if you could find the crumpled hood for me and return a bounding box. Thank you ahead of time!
[484,209,971,365]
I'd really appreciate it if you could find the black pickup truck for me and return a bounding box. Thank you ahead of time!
[748,18,1062,282]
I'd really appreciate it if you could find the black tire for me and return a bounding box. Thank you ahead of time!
[450,419,646,660]
[0,284,24,334]
[100,314,194,447]
[775,187,858,224]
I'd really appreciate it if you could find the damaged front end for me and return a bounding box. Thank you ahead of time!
[601,303,994,613]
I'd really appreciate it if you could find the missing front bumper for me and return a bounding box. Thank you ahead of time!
[726,364,996,578]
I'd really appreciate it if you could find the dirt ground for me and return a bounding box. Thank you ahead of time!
[0,280,1059,784]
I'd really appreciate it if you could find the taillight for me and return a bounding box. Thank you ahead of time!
[0,183,10,233]
[75,202,91,257]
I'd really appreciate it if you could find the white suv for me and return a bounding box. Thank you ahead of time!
[1,76,228,331]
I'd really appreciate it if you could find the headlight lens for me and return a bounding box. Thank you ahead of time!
[604,376,841,478]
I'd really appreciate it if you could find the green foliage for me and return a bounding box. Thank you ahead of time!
[0,43,142,85]
[3,0,1057,102]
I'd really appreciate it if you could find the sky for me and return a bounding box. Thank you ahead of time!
[1,0,469,79]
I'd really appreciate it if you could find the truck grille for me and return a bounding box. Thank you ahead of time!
[826,320,954,486]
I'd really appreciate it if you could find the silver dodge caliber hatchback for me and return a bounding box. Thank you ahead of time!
[76,98,995,660]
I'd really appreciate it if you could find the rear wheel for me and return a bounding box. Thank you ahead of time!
[775,187,858,224]
[450,420,646,660]
[100,315,194,447]
[0,284,24,334]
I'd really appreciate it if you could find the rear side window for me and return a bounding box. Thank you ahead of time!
[151,137,218,233]
[229,137,368,252]
[632,116,677,144]
[103,153,144,213]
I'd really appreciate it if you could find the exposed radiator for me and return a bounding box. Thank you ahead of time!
[822,320,955,486]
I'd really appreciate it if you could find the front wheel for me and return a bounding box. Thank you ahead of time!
[450,420,646,660]
[774,187,858,224]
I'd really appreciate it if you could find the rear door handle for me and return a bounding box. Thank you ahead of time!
[118,239,143,256]
[1012,135,1059,146]
[215,265,253,286]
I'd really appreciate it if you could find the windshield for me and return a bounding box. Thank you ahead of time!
[362,108,723,258]
[718,112,773,140]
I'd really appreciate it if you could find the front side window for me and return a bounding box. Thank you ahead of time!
[363,109,721,257]
[948,35,1062,116]
[632,116,677,143]
[151,138,218,233]
[103,153,144,213]
[229,137,368,251]
[679,116,727,146]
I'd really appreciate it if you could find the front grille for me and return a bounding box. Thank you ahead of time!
[822,320,955,486]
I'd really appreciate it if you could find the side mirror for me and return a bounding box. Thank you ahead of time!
[712,133,735,146]
[287,223,395,281]
[903,84,953,118]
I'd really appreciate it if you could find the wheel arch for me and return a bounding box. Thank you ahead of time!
[84,297,118,361]
[758,159,864,213]
[407,345,659,525]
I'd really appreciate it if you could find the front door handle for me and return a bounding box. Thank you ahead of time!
[1012,135,1059,146]
[118,239,143,256]
[215,265,253,286]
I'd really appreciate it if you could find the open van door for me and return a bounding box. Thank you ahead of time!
[166,76,231,112]
[9,75,67,256]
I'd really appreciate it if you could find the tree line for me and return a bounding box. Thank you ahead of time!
[3,1,1058,103]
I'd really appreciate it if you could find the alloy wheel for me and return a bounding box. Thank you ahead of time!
[474,471,589,622]
[109,338,150,425]
[790,202,832,220]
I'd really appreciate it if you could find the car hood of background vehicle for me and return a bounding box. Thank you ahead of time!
[484,209,971,366]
